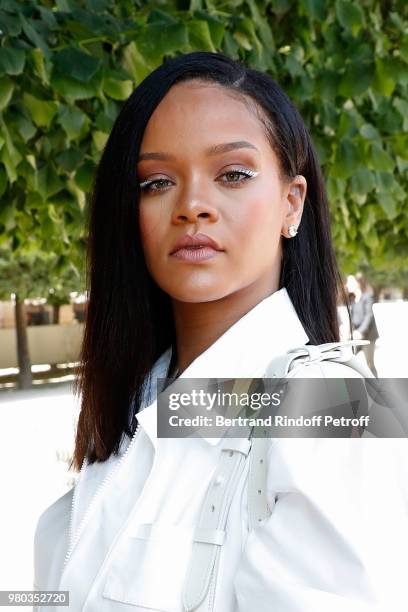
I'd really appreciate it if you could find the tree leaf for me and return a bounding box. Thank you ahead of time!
[34,165,64,200]
[187,20,216,52]
[372,58,396,96]
[349,167,375,195]
[92,131,108,151]
[103,77,133,100]
[137,23,188,63]
[233,31,252,51]
[392,135,408,161]
[31,48,49,84]
[335,0,364,36]
[37,6,59,30]
[222,31,240,58]
[377,192,398,220]
[0,47,25,75]
[56,148,84,172]
[0,76,14,110]
[338,62,374,98]
[47,203,61,224]
[74,160,96,192]
[50,71,103,100]
[269,0,292,17]
[0,124,22,183]
[359,124,381,141]
[192,11,225,48]
[393,97,408,131]
[23,93,58,128]
[20,15,50,58]
[368,143,395,172]
[331,140,360,179]
[365,227,379,250]
[0,165,8,198]
[122,41,151,83]
[0,12,22,36]
[146,9,178,25]
[0,199,16,231]
[59,105,89,140]
[401,36,408,64]
[54,47,101,82]
[301,0,326,19]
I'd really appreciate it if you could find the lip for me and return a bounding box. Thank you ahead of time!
[170,232,223,255]
[170,246,221,262]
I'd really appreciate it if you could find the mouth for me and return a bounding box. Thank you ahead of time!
[170,245,222,262]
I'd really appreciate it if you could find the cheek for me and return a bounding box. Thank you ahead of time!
[138,206,150,247]
[231,194,282,246]
[138,202,165,258]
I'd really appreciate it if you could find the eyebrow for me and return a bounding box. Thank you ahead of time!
[137,140,259,162]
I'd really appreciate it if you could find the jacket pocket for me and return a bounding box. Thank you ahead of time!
[102,523,195,611]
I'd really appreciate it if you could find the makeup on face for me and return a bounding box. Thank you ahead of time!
[137,81,292,305]
[137,142,261,198]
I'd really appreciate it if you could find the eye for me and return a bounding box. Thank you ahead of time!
[138,177,173,193]
[217,168,258,187]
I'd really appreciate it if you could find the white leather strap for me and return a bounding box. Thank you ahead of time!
[182,339,374,611]
[247,427,271,530]
[265,339,375,379]
[193,528,225,546]
[248,339,375,532]
[126,525,225,546]
[182,432,252,611]
[221,438,252,455]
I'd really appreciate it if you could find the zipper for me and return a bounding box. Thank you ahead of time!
[59,352,170,581]
[64,455,87,569]
[60,423,142,580]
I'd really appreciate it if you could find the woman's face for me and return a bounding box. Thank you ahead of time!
[137,80,306,303]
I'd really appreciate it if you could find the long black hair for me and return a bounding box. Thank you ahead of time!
[72,51,351,470]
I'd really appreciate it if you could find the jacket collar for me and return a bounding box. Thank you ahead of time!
[135,287,309,448]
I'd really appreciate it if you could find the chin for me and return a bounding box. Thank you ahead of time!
[162,282,232,304]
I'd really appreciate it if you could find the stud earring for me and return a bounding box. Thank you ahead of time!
[288,224,298,238]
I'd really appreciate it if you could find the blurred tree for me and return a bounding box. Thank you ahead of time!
[0,251,82,388]
[1,0,407,278]
[0,0,407,385]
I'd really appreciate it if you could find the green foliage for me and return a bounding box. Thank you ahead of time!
[0,250,83,301]
[0,0,407,294]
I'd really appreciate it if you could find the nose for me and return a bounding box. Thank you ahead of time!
[171,187,219,225]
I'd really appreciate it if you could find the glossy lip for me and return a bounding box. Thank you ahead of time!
[169,232,223,255]
[171,246,221,262]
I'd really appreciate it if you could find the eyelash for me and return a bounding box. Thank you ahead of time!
[138,168,258,193]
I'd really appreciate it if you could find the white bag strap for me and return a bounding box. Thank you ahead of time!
[264,339,375,379]
[182,376,254,612]
[182,339,374,610]
[182,433,252,611]
[249,339,376,529]
[247,426,272,530]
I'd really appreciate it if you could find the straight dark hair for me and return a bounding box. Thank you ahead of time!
[71,51,351,471]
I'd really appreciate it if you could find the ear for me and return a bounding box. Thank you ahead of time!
[280,175,307,239]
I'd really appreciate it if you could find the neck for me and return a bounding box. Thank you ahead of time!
[171,280,279,374]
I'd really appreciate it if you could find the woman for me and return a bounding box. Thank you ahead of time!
[34,52,408,611]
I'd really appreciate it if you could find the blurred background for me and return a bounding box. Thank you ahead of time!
[0,0,407,605]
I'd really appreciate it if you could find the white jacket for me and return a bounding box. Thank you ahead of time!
[33,288,408,611]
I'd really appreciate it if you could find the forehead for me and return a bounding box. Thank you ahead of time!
[140,80,272,155]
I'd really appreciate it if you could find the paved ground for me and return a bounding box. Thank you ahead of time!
[0,382,80,605]
[0,340,405,611]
